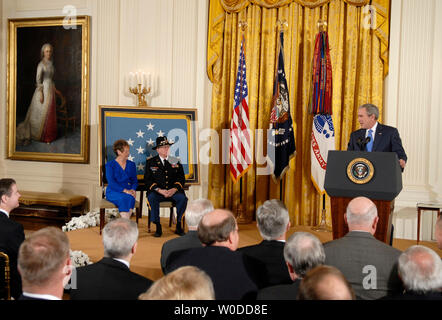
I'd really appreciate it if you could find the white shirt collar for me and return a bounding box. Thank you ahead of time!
[366,121,378,136]
[159,156,168,165]
[22,292,61,300]
[0,208,9,218]
[113,258,130,268]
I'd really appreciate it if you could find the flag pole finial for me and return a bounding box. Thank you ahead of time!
[239,20,248,33]
[277,19,288,33]
[317,20,327,32]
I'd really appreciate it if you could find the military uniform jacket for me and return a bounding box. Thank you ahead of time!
[144,155,185,193]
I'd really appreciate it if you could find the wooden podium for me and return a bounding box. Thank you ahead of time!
[324,151,403,244]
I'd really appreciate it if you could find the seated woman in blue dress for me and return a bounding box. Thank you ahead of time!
[105,139,138,219]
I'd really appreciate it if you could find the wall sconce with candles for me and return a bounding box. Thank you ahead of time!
[129,71,152,106]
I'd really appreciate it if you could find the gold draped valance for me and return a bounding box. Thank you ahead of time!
[208,0,390,82]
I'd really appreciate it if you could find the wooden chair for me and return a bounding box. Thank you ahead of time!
[99,198,141,234]
[416,202,442,243]
[56,90,76,135]
[141,192,185,233]
[0,251,11,300]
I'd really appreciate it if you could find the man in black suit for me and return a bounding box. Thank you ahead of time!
[161,199,213,273]
[18,227,72,300]
[239,199,292,287]
[347,103,407,170]
[382,245,442,300]
[165,209,259,300]
[69,218,152,300]
[257,232,326,300]
[0,178,25,299]
[144,136,188,237]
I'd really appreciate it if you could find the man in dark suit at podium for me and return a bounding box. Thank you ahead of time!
[347,104,407,170]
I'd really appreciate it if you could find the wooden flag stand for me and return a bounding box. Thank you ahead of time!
[236,178,251,224]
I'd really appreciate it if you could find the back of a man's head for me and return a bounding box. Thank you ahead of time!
[398,245,442,293]
[198,209,238,250]
[103,218,139,259]
[139,266,215,300]
[185,199,214,229]
[256,199,290,240]
[345,197,378,233]
[284,232,325,279]
[436,216,442,250]
[18,227,70,288]
[298,265,355,300]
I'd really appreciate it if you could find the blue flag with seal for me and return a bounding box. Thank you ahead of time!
[267,32,296,180]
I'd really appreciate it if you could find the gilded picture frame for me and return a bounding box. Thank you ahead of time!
[99,105,200,186]
[7,16,90,163]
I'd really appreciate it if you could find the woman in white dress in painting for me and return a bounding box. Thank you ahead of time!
[16,43,58,145]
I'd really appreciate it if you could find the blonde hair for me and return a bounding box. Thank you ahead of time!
[18,227,70,286]
[139,266,215,300]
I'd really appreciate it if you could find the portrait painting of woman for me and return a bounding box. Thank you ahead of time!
[7,16,90,163]
[16,43,58,145]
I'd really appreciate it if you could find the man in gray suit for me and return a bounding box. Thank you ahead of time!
[161,199,214,273]
[324,196,403,300]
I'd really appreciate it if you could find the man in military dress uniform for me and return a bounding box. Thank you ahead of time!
[144,137,188,237]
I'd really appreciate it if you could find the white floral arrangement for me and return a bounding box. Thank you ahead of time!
[70,249,92,267]
[62,209,120,232]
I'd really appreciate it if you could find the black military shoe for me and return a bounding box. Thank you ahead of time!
[154,223,162,237]
[174,223,185,236]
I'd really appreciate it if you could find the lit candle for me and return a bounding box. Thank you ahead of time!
[148,73,152,89]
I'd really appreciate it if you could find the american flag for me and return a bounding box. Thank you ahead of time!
[230,38,252,183]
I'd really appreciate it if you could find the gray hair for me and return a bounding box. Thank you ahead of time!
[185,199,214,228]
[398,245,442,292]
[102,218,139,259]
[359,104,379,120]
[40,43,53,59]
[284,232,325,277]
[256,199,290,240]
[345,199,378,227]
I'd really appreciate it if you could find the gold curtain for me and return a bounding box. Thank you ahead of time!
[207,0,390,226]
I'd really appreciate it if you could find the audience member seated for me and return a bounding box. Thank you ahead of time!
[382,245,442,300]
[298,265,355,300]
[257,232,325,300]
[0,178,25,299]
[161,199,214,273]
[70,218,152,300]
[139,266,215,300]
[323,196,402,300]
[105,139,138,219]
[239,199,292,287]
[436,215,442,250]
[18,227,72,300]
[165,209,259,300]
